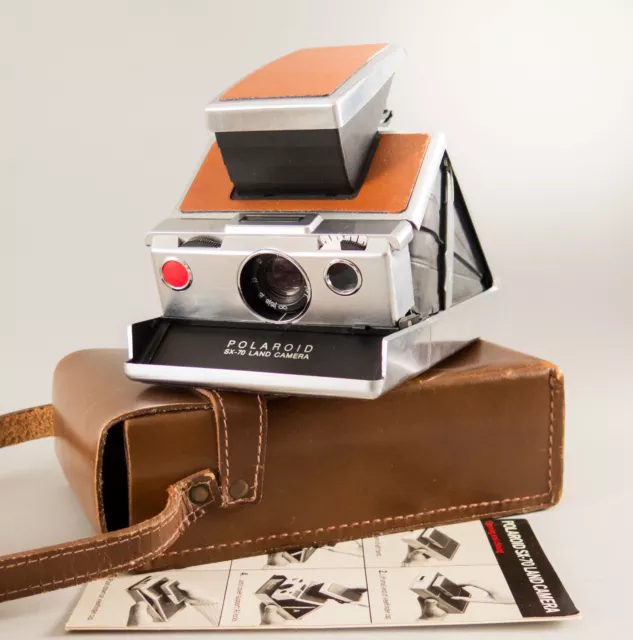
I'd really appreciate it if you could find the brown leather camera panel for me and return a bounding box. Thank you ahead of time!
[179,133,430,214]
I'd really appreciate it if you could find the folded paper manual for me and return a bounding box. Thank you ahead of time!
[66,518,578,630]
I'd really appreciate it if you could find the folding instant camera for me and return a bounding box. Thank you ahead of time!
[127,576,189,622]
[126,44,494,398]
[266,547,318,565]
[402,528,460,563]
[255,574,367,621]
[410,572,471,615]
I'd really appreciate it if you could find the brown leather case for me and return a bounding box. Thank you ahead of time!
[62,340,564,566]
[0,340,564,602]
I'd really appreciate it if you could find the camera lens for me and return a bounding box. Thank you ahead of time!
[239,252,310,322]
[265,256,304,299]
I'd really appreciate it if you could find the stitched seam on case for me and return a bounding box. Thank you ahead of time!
[164,376,554,556]
[0,507,181,571]
[193,390,263,506]
[164,370,558,558]
[227,394,265,505]
[252,394,264,499]
[0,483,212,597]
[0,506,184,584]
[0,479,213,570]
[163,491,549,556]
[0,507,205,598]
[210,391,230,502]
[160,371,558,560]
[548,369,555,494]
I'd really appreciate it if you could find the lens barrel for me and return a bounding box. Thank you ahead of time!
[239,252,310,322]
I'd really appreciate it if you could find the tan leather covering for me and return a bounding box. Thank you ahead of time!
[52,341,564,572]
[220,44,388,100]
[180,133,429,214]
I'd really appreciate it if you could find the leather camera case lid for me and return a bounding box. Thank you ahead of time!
[53,340,564,572]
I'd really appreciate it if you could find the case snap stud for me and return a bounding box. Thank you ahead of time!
[188,483,211,504]
[229,479,249,499]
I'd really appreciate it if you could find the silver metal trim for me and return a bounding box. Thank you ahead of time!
[160,257,192,291]
[225,214,323,236]
[324,259,362,296]
[443,160,455,308]
[206,45,406,132]
[236,249,312,324]
[126,324,134,361]
[332,45,404,128]
[152,216,414,249]
[125,361,386,400]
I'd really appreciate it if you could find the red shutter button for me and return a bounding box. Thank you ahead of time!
[161,259,192,290]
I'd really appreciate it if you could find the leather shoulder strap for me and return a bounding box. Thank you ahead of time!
[0,406,220,604]
[0,404,55,447]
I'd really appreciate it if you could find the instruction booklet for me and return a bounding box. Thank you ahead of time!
[67,518,579,630]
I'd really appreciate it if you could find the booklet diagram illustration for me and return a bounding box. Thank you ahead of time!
[66,518,579,630]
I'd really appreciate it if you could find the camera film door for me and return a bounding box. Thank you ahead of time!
[126,318,390,398]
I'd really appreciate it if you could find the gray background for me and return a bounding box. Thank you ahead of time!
[0,0,631,637]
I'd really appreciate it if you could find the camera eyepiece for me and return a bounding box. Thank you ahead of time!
[239,251,311,323]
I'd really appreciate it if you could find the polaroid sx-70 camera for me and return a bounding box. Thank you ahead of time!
[125,44,494,399]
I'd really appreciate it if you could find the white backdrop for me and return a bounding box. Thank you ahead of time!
[1,1,632,637]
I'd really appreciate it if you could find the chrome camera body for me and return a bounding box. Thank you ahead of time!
[126,44,494,399]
